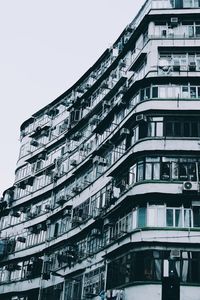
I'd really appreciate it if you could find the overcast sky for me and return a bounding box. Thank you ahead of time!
[0,0,145,195]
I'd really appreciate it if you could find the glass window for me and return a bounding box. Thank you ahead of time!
[184,209,192,227]
[179,163,188,180]
[161,162,170,180]
[174,122,181,136]
[146,87,150,99]
[157,207,166,226]
[138,208,146,227]
[166,209,173,226]
[183,0,193,7]
[153,163,160,180]
[191,122,198,137]
[137,163,144,181]
[190,87,197,98]
[166,122,173,136]
[152,86,158,98]
[183,122,190,136]
[193,207,200,227]
[156,122,163,136]
[148,207,156,226]
[145,163,152,180]
[140,89,145,101]
[175,209,182,227]
[182,86,189,98]
[148,122,156,137]
[196,25,200,36]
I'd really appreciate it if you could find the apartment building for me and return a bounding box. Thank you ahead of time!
[0,0,200,299]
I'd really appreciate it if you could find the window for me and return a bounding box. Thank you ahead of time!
[84,267,105,297]
[107,250,200,290]
[193,207,200,227]
[138,207,146,227]
[164,117,200,138]
[166,207,192,227]
[152,86,158,98]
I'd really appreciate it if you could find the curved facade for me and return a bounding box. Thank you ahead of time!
[1,1,200,299]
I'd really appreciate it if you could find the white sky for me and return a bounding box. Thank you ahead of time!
[0,0,145,195]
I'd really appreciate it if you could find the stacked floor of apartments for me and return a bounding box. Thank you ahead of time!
[1,0,200,299]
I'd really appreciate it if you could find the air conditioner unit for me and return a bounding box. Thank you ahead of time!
[40,129,49,137]
[93,156,107,166]
[66,143,72,153]
[46,219,52,225]
[85,292,98,298]
[54,283,63,291]
[63,207,72,217]
[46,107,59,117]
[79,144,87,151]
[72,185,82,194]
[183,181,198,191]
[35,126,42,133]
[30,139,39,147]
[44,204,51,211]
[6,264,21,271]
[53,172,59,182]
[90,228,102,237]
[173,60,180,71]
[76,86,85,94]
[21,130,26,138]
[189,62,196,71]
[38,152,46,160]
[91,72,97,79]
[170,249,181,258]
[37,223,43,230]
[113,187,120,199]
[119,128,130,136]
[92,208,102,219]
[57,195,67,205]
[89,115,101,125]
[119,60,126,68]
[72,215,83,224]
[117,99,126,107]
[10,210,20,218]
[170,17,178,27]
[26,211,35,219]
[17,181,26,190]
[111,72,118,79]
[17,236,26,243]
[136,114,147,122]
[70,159,77,167]
[72,132,82,141]
[101,82,109,89]
[103,100,111,109]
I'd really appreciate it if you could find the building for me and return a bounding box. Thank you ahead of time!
[1,0,200,299]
